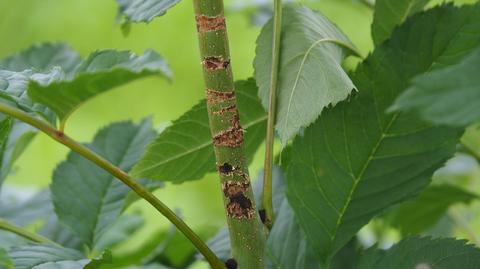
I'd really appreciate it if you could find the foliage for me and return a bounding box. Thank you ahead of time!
[1,0,480,269]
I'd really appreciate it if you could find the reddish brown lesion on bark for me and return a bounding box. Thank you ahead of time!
[212,104,237,115]
[206,89,236,103]
[196,15,226,32]
[223,180,255,219]
[202,56,230,70]
[212,114,244,147]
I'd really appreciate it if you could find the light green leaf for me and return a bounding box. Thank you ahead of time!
[131,79,267,182]
[28,49,171,128]
[0,248,12,269]
[358,237,480,268]
[0,121,36,188]
[116,0,181,23]
[285,3,480,262]
[51,119,156,248]
[389,47,480,127]
[9,245,111,269]
[0,43,81,74]
[386,184,478,235]
[372,0,430,46]
[254,6,357,144]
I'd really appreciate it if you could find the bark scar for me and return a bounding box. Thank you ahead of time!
[206,89,236,104]
[202,56,230,70]
[196,15,226,32]
[223,180,254,219]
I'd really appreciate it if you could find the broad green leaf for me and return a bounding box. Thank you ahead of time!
[386,184,478,235]
[9,245,111,269]
[285,3,480,262]
[372,0,430,46]
[51,119,156,248]
[0,121,36,189]
[131,79,267,182]
[28,49,171,128]
[0,43,81,74]
[93,214,144,252]
[389,47,480,127]
[0,190,51,226]
[116,0,181,23]
[357,237,480,268]
[254,6,357,144]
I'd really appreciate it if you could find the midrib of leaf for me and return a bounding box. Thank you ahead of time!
[89,126,140,245]
[132,114,267,174]
[283,38,360,141]
[330,112,399,244]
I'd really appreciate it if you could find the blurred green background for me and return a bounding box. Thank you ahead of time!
[0,0,479,268]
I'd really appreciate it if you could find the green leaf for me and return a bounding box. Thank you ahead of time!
[254,6,357,144]
[372,0,430,46]
[51,119,156,248]
[285,3,480,262]
[0,248,13,269]
[93,214,144,252]
[386,184,478,235]
[28,49,171,128]
[131,79,267,182]
[116,0,181,23]
[9,245,111,269]
[389,47,480,127]
[0,43,81,74]
[357,237,480,268]
[0,121,36,188]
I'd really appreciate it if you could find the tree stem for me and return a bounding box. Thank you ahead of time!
[0,218,59,246]
[262,0,283,229]
[0,103,224,269]
[192,0,267,267]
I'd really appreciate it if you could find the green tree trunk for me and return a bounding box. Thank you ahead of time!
[192,0,267,268]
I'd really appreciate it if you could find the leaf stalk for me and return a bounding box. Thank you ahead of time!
[0,218,60,246]
[262,0,283,229]
[0,103,225,269]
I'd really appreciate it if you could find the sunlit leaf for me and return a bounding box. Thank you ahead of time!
[372,0,430,46]
[285,3,480,262]
[132,79,266,182]
[254,6,357,144]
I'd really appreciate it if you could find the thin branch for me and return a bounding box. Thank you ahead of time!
[262,0,283,229]
[0,103,224,269]
[0,218,60,246]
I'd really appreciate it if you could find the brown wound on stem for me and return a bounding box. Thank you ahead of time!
[206,89,235,103]
[196,15,226,32]
[202,56,230,70]
[212,114,244,147]
[223,180,254,219]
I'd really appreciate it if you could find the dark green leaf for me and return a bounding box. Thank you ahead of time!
[389,47,480,127]
[0,43,81,74]
[254,6,357,144]
[0,122,36,188]
[131,79,267,182]
[372,0,430,46]
[28,49,171,127]
[9,245,111,269]
[93,214,144,252]
[285,3,480,262]
[116,0,181,23]
[357,237,480,268]
[386,184,478,235]
[51,119,156,248]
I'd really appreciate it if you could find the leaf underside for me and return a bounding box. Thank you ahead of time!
[285,3,480,262]
[254,5,357,144]
[116,0,181,23]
